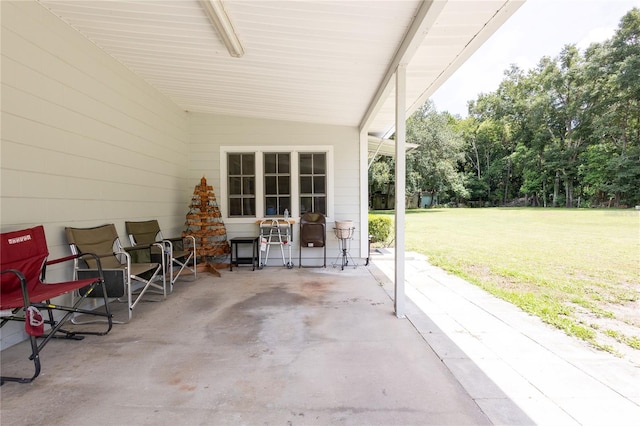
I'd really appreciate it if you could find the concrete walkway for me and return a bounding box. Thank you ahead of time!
[371,250,640,426]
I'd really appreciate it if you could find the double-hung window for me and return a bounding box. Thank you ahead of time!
[227,153,255,217]
[299,153,326,215]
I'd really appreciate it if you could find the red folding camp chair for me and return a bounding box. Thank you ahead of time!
[1,225,112,384]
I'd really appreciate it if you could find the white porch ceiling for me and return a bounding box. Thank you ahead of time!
[37,0,522,138]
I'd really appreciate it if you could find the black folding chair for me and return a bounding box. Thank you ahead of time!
[299,212,326,267]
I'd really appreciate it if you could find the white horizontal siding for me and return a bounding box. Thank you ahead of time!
[1,1,189,237]
[1,2,189,348]
[188,112,362,264]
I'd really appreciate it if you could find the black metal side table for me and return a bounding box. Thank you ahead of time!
[229,237,259,271]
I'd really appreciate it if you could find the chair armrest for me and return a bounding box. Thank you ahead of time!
[164,236,183,244]
[47,252,102,266]
[46,254,80,266]
[44,252,105,282]
[123,243,156,252]
[0,269,29,307]
[163,235,196,249]
[121,243,163,265]
[164,236,195,244]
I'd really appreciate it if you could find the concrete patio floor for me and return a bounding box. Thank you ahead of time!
[1,263,502,426]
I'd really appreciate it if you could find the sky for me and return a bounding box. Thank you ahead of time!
[430,0,640,117]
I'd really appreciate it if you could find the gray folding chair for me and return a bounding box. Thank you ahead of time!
[125,220,196,292]
[65,224,165,322]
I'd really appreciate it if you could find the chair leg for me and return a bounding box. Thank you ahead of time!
[34,296,112,352]
[323,244,326,268]
[0,334,41,385]
[164,244,197,287]
[170,253,196,286]
[72,281,119,325]
[3,279,113,384]
[42,304,83,341]
[128,264,164,315]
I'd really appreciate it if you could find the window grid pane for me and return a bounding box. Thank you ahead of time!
[264,153,276,174]
[264,153,290,217]
[299,152,326,215]
[228,153,256,217]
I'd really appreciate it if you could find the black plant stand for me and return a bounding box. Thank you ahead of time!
[332,227,357,270]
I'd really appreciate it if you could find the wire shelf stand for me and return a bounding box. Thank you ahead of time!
[332,226,357,270]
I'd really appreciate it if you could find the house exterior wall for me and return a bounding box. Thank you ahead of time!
[0,1,190,348]
[188,112,362,265]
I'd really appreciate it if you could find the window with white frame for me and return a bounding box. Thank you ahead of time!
[221,146,332,222]
[264,152,290,217]
[299,152,326,215]
[227,153,255,217]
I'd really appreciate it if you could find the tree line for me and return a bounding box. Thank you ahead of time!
[370,8,640,208]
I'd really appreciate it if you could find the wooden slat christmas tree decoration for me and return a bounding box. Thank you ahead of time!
[183,177,230,271]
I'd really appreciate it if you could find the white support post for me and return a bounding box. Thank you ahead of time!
[394,64,406,318]
[359,130,370,259]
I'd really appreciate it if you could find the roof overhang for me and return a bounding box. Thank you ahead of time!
[37,0,524,146]
[361,0,525,138]
[368,136,418,165]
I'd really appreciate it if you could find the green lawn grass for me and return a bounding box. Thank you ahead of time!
[372,208,640,355]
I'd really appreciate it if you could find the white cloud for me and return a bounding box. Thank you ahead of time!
[577,26,617,49]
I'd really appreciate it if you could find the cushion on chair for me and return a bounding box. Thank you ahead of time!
[1,226,48,298]
[65,225,122,269]
[300,212,326,247]
[126,220,161,245]
[125,220,164,256]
